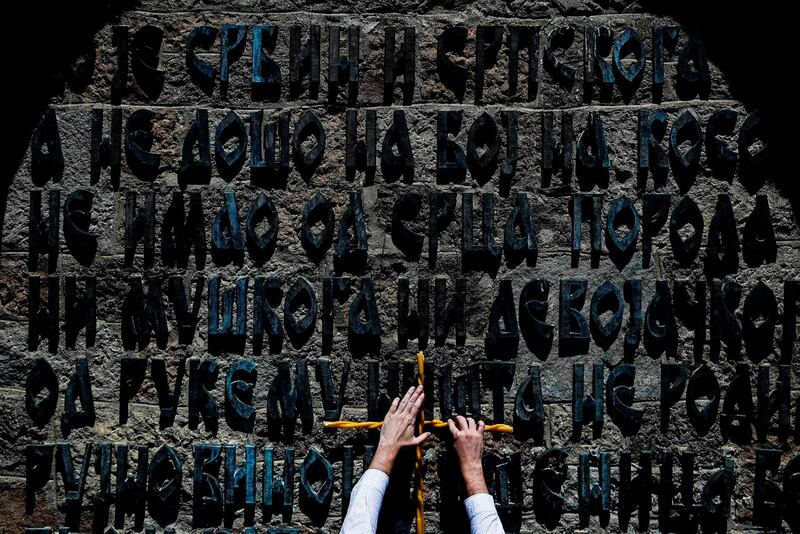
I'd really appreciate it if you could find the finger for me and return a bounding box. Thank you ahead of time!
[477,420,485,433]
[405,385,423,412]
[447,418,459,436]
[388,396,400,415]
[411,432,432,445]
[408,384,425,404]
[467,417,476,431]
[456,415,468,431]
[397,386,415,413]
[408,392,425,418]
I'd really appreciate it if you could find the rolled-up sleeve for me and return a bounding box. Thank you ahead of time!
[340,469,389,534]
[464,492,505,534]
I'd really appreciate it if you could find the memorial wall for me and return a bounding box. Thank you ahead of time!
[0,0,798,532]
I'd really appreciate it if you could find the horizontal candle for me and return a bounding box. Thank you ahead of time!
[323,419,513,433]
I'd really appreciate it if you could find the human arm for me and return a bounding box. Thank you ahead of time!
[448,416,505,534]
[338,468,389,534]
[340,385,431,534]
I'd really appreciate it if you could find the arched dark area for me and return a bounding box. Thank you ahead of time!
[1,2,794,255]
[639,0,796,221]
[2,0,137,252]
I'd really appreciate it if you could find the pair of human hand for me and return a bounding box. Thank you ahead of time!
[369,386,488,496]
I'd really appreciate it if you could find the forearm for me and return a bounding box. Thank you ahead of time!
[340,469,389,534]
[447,417,502,533]
[342,384,424,533]
[368,441,398,475]
[461,461,489,497]
[461,461,504,534]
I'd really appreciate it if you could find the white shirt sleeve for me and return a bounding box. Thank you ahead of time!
[464,492,505,534]
[340,468,389,534]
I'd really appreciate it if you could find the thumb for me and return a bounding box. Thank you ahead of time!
[411,432,432,445]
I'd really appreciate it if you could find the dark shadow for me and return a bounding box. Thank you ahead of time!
[251,168,289,190]
[252,82,282,103]
[333,250,368,275]
[436,165,467,185]
[437,448,470,534]
[346,165,376,185]
[462,249,502,277]
[210,246,244,267]
[207,333,246,356]
[576,164,610,192]
[2,1,138,254]
[377,448,416,534]
[640,1,797,225]
[739,159,769,196]
[347,327,381,357]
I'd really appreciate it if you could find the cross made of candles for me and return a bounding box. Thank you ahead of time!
[323,352,513,533]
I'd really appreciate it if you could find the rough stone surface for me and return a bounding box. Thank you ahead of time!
[0,1,798,532]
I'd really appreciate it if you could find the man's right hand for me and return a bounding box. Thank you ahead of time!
[447,416,489,496]
[369,385,430,475]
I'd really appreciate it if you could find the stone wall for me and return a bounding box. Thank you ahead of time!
[1,0,798,532]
